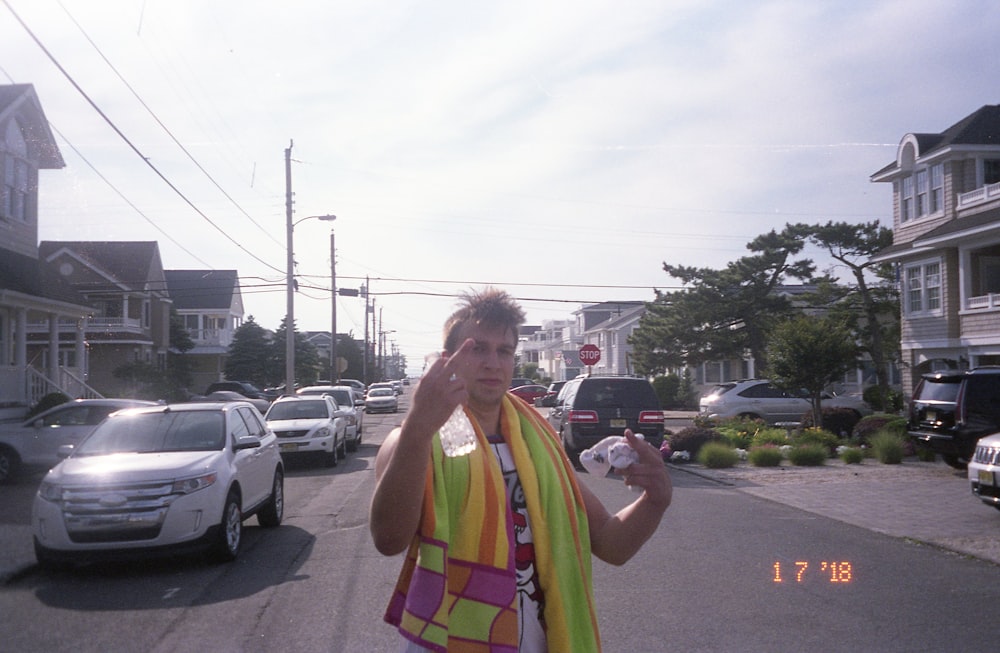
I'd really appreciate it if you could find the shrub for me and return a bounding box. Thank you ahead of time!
[863,385,904,412]
[852,414,906,444]
[652,374,682,409]
[915,446,936,462]
[800,407,862,437]
[791,428,841,455]
[871,431,905,464]
[839,447,865,464]
[787,443,828,466]
[697,442,740,468]
[748,445,784,467]
[27,392,71,419]
[669,426,722,458]
[712,416,763,449]
[751,428,789,448]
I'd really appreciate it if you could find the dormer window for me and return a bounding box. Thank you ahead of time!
[984,159,1000,185]
[900,163,944,223]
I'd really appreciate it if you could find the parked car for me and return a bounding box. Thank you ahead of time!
[365,387,398,413]
[968,431,1000,510]
[204,380,269,401]
[908,367,1000,469]
[510,378,533,389]
[297,385,365,451]
[264,395,347,467]
[32,401,284,567]
[202,390,271,415]
[510,384,549,405]
[698,379,872,425]
[535,381,567,408]
[338,379,367,400]
[0,398,158,483]
[547,376,664,462]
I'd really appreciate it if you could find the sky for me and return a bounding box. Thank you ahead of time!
[3,0,1000,376]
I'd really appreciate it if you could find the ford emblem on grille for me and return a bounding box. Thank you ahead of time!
[99,494,128,508]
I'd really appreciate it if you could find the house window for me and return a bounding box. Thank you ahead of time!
[930,164,943,213]
[142,301,151,328]
[905,260,942,315]
[901,176,914,222]
[1,121,29,222]
[985,159,1000,185]
[916,169,928,216]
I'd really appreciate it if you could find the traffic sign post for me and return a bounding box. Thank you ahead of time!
[579,344,601,373]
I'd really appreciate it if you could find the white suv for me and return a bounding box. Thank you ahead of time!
[969,432,1000,511]
[296,385,364,451]
[699,379,872,424]
[265,395,347,467]
[32,402,284,566]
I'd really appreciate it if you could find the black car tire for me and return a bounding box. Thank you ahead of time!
[941,454,967,470]
[347,430,360,452]
[257,469,284,528]
[325,441,338,467]
[0,445,20,484]
[338,432,348,458]
[210,490,243,562]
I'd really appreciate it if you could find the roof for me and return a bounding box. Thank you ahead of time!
[0,249,87,306]
[0,84,64,168]
[873,105,1000,177]
[164,270,238,310]
[39,241,163,292]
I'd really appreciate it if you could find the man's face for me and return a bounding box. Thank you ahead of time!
[449,321,517,409]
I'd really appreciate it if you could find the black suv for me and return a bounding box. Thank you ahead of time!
[547,376,664,461]
[908,367,1000,469]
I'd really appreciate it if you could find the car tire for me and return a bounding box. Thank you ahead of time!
[209,490,243,563]
[942,454,967,470]
[34,538,71,572]
[0,445,20,484]
[347,430,359,453]
[325,441,338,467]
[257,469,284,528]
[338,432,348,458]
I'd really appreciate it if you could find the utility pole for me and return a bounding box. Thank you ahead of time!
[284,141,295,395]
[362,277,369,385]
[330,229,337,382]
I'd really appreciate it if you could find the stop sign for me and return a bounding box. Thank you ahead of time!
[579,344,601,366]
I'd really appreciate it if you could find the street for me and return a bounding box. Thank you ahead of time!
[1,393,999,652]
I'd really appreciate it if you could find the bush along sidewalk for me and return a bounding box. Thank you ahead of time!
[665,415,929,470]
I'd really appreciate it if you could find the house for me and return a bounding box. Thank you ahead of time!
[871,104,1000,397]
[0,84,93,413]
[578,304,646,376]
[164,269,244,392]
[36,241,172,397]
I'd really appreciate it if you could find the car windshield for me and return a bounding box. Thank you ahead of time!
[327,390,352,406]
[576,381,658,410]
[915,379,961,402]
[369,388,394,397]
[76,411,225,455]
[267,400,329,421]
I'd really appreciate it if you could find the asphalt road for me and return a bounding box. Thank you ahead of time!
[2,397,999,652]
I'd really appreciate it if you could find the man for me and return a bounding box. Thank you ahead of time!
[370,289,671,652]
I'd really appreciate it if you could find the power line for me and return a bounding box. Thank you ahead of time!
[3,0,284,275]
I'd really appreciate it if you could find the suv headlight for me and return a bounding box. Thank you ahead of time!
[172,472,217,495]
[38,481,63,503]
[314,427,331,438]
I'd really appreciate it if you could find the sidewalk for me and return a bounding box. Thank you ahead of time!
[672,458,1000,565]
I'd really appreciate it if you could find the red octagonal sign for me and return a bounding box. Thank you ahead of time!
[579,344,601,366]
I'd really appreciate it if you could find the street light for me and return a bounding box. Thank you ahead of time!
[286,213,336,395]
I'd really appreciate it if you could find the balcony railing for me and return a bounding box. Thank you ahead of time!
[25,317,144,334]
[188,328,234,347]
[957,181,1000,209]
[967,293,1000,310]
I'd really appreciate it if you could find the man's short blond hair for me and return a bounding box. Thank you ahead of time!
[443,288,526,353]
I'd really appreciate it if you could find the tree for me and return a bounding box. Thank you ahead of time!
[767,315,859,426]
[272,317,322,387]
[225,316,276,387]
[804,220,900,411]
[630,224,815,376]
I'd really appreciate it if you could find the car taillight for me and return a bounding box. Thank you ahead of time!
[567,410,599,423]
[955,382,966,424]
[638,410,664,424]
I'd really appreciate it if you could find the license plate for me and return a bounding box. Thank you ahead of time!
[926,410,937,422]
[979,469,995,487]
[280,443,299,452]
[610,419,627,428]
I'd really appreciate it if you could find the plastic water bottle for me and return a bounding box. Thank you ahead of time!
[424,351,477,457]
[440,405,477,457]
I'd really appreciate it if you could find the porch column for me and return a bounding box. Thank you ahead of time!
[75,318,87,380]
[0,311,8,366]
[15,308,27,403]
[48,313,60,382]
